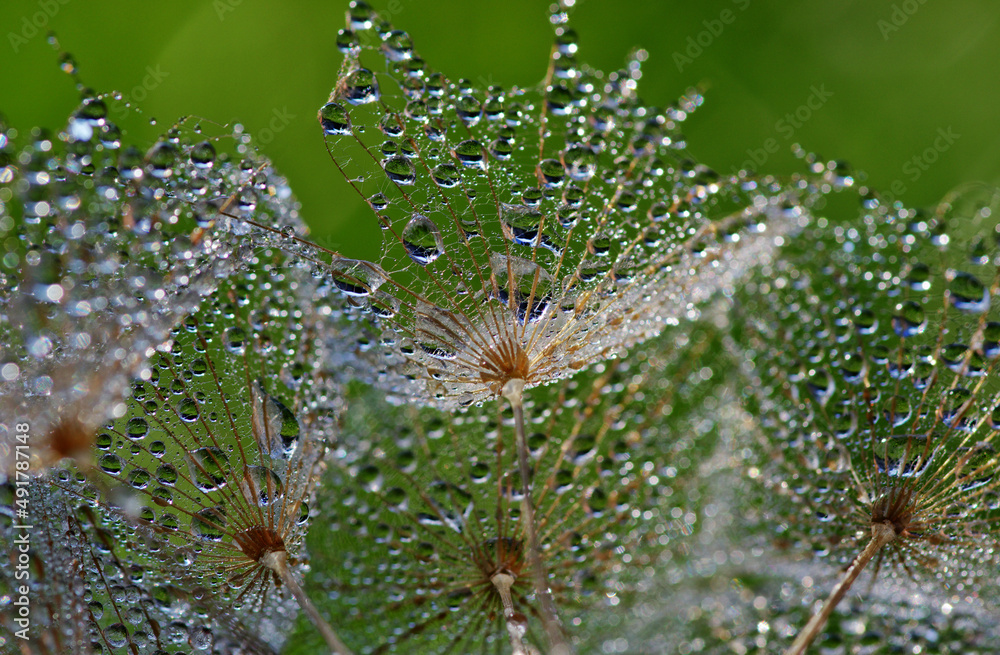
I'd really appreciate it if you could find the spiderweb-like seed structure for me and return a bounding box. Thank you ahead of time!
[0,480,282,654]
[2,3,917,653]
[0,107,311,478]
[737,184,1000,652]
[3,192,356,653]
[275,4,832,649]
[308,1,823,412]
[301,320,733,653]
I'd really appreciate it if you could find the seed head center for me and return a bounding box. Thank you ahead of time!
[235,525,287,562]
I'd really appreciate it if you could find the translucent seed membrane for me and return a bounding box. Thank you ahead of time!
[311,1,831,411]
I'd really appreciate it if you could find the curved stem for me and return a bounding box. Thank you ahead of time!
[262,550,355,655]
[785,522,896,655]
[502,379,572,655]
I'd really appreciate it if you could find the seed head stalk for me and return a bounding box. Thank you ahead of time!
[491,571,538,655]
[502,378,572,655]
[784,521,897,655]
[261,550,355,655]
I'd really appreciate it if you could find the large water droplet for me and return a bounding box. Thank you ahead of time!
[192,506,227,542]
[892,300,926,337]
[875,434,933,478]
[343,68,380,105]
[454,139,485,167]
[383,155,416,185]
[383,30,414,61]
[949,271,990,313]
[402,214,445,265]
[251,380,300,459]
[188,447,230,491]
[320,102,352,135]
[189,141,216,169]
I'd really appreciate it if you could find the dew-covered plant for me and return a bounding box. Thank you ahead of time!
[0,100,361,650]
[0,93,309,479]
[213,2,836,650]
[53,255,354,653]
[291,319,732,653]
[735,184,1000,653]
[6,1,998,654]
[2,478,287,654]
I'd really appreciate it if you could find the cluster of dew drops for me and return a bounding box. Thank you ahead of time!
[3,4,1000,655]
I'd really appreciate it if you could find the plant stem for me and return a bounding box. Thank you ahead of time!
[502,378,572,655]
[784,522,896,655]
[262,550,355,655]
[491,571,536,655]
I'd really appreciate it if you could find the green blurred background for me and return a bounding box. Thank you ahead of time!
[2,0,999,262]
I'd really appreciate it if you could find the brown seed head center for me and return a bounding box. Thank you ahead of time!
[480,338,532,394]
[234,526,286,562]
[480,536,526,580]
[870,485,917,537]
[48,416,93,460]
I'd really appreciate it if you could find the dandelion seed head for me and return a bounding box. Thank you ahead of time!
[308,4,823,410]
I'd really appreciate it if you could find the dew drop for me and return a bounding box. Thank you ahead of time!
[875,434,933,478]
[178,398,199,422]
[948,271,990,313]
[240,466,284,506]
[224,326,247,354]
[455,95,481,125]
[983,322,1000,358]
[431,162,460,188]
[489,137,513,161]
[454,139,485,167]
[348,0,375,30]
[192,507,227,542]
[105,623,129,648]
[904,262,932,291]
[156,464,178,486]
[126,417,149,439]
[587,487,609,516]
[147,142,177,179]
[188,447,230,491]
[538,158,565,187]
[128,468,151,489]
[189,141,216,169]
[251,380,300,459]
[563,145,598,181]
[327,258,385,297]
[383,29,414,61]
[402,214,445,265]
[336,28,360,53]
[383,155,416,185]
[892,300,926,337]
[343,68,380,105]
[99,453,124,475]
[320,102,351,135]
